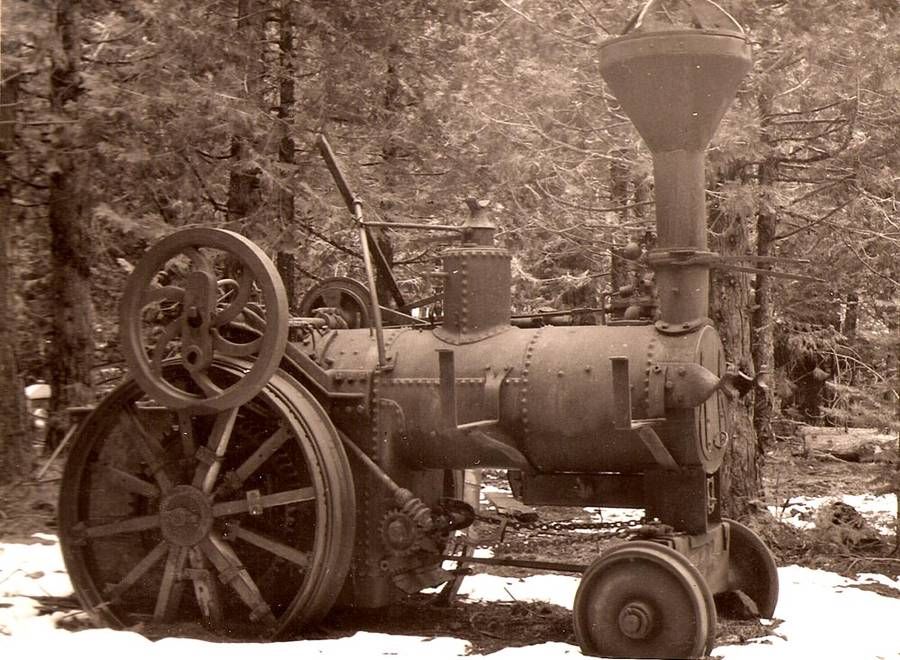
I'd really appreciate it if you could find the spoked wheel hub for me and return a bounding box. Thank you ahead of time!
[159,486,214,547]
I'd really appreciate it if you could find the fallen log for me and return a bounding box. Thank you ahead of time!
[797,426,897,463]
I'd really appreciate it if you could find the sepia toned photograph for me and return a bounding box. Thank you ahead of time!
[1,1,897,658]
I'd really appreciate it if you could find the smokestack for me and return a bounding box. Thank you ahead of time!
[598,1,752,327]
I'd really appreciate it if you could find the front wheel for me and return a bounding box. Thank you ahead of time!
[718,518,779,619]
[574,541,717,659]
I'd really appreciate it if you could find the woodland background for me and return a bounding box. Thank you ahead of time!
[0,0,897,514]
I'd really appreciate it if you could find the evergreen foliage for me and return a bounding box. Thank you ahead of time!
[0,1,896,502]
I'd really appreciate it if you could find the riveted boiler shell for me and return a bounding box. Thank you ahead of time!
[315,323,728,474]
[514,324,662,472]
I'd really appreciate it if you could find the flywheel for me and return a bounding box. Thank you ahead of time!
[120,228,288,414]
[298,277,371,329]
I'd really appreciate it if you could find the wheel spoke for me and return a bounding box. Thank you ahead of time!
[104,540,169,602]
[177,411,196,458]
[216,278,240,305]
[224,522,310,570]
[189,369,224,398]
[123,404,175,492]
[212,267,253,327]
[187,547,224,630]
[142,285,185,307]
[150,319,182,376]
[84,513,161,538]
[95,464,160,499]
[154,546,188,622]
[211,328,262,357]
[200,535,276,627]
[212,487,315,517]
[191,407,239,493]
[215,427,288,496]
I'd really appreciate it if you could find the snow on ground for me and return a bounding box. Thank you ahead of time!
[768,493,898,535]
[2,535,899,659]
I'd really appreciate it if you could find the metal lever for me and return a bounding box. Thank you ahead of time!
[316,134,388,368]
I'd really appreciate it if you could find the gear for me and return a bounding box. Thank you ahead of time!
[380,509,422,557]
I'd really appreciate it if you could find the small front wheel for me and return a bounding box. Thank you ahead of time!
[718,518,779,618]
[574,541,717,659]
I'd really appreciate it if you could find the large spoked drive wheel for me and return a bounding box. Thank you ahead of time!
[120,228,288,414]
[58,362,355,639]
[574,541,717,659]
[719,518,779,618]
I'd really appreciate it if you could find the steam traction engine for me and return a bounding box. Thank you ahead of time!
[58,6,780,658]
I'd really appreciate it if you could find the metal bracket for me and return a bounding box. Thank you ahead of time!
[646,247,823,283]
[246,489,263,516]
[438,349,511,431]
[610,356,677,469]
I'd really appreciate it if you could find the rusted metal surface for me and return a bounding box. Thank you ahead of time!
[119,228,288,414]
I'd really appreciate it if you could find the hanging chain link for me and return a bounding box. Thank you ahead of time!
[472,512,672,542]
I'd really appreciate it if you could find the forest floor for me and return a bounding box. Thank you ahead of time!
[0,433,897,657]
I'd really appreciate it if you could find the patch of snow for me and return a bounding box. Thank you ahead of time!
[583,506,644,524]
[768,493,898,535]
[3,536,900,659]
[713,565,900,660]
[481,641,581,658]
[0,535,72,598]
[458,573,579,609]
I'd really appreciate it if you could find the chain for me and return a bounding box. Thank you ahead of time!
[473,513,671,541]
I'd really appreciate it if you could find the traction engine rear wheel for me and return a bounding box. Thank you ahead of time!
[58,362,355,639]
[573,541,717,659]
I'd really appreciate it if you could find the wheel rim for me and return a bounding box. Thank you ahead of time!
[298,277,371,329]
[58,362,355,638]
[722,518,779,618]
[574,541,716,659]
[120,228,288,414]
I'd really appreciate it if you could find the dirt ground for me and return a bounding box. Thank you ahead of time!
[1,437,897,656]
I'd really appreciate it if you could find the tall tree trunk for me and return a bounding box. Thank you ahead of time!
[751,91,776,450]
[842,291,859,339]
[276,0,296,309]
[367,39,401,310]
[609,152,629,293]
[709,169,762,518]
[46,0,95,451]
[0,70,33,481]
[227,0,265,227]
